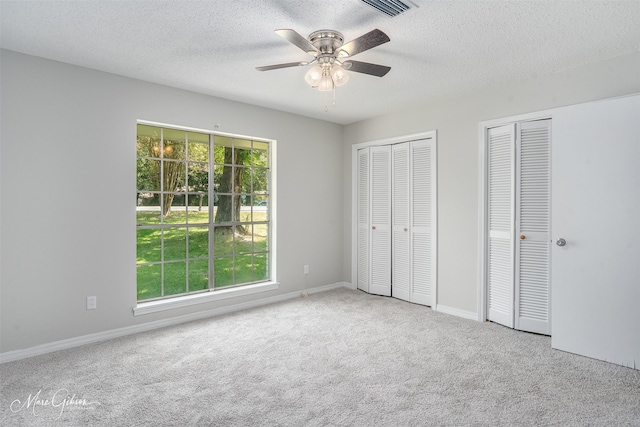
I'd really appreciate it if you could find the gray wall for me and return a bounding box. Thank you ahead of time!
[342,52,640,314]
[0,50,344,353]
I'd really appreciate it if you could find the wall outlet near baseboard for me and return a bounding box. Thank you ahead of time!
[304,265,309,274]
[87,296,97,310]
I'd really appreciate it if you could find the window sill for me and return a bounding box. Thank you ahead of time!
[133,281,279,316]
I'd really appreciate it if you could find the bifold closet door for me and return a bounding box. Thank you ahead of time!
[369,145,392,296]
[487,121,551,334]
[357,139,435,304]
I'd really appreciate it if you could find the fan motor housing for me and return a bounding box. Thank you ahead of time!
[308,30,344,54]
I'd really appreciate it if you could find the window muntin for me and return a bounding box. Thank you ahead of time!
[136,124,270,302]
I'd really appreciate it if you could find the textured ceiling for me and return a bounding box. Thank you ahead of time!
[1,0,639,125]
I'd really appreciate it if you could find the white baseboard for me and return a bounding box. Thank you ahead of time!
[435,304,478,321]
[0,282,353,364]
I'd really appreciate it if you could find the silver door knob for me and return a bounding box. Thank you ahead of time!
[556,238,566,247]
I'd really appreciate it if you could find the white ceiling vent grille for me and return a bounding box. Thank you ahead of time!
[360,0,411,17]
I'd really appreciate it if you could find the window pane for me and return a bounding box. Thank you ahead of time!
[214,194,234,223]
[188,227,208,259]
[240,196,252,222]
[137,125,161,157]
[163,194,187,224]
[164,261,186,295]
[137,158,160,192]
[240,167,252,194]
[163,160,186,192]
[137,229,161,263]
[189,260,209,292]
[253,198,268,222]
[164,228,186,261]
[235,139,252,167]
[188,134,209,162]
[235,255,253,284]
[254,224,268,252]
[213,227,234,256]
[254,254,268,281]
[214,135,233,150]
[236,225,252,254]
[252,142,269,167]
[163,129,186,161]
[187,194,209,223]
[253,167,268,193]
[188,163,208,192]
[214,257,234,288]
[137,264,162,301]
[214,165,233,193]
[137,194,162,225]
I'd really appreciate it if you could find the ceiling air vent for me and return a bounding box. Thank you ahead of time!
[360,0,411,17]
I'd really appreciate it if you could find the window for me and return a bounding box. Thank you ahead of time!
[136,123,271,302]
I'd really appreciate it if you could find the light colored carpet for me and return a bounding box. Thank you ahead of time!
[1,288,639,426]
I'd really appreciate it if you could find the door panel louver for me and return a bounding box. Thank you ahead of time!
[518,241,549,321]
[393,229,410,294]
[358,150,369,225]
[488,237,513,326]
[487,125,515,328]
[412,144,431,228]
[489,132,513,233]
[371,228,391,294]
[371,149,391,225]
[519,127,550,233]
[360,0,411,17]
[412,234,430,295]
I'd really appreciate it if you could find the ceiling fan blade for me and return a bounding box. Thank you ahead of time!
[275,29,319,55]
[339,29,390,57]
[342,60,391,77]
[256,61,310,71]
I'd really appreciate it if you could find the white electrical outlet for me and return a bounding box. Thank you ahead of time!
[304,265,309,274]
[87,296,97,310]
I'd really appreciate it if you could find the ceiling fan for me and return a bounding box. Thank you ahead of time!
[256,29,391,91]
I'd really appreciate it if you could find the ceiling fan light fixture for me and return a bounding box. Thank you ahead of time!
[317,73,334,92]
[330,64,349,87]
[304,64,323,87]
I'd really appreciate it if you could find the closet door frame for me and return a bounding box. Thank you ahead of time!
[478,112,552,323]
[351,130,437,307]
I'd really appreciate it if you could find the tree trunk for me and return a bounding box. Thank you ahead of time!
[162,161,184,218]
[215,146,247,233]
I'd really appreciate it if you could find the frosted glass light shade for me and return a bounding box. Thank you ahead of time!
[304,65,323,87]
[318,74,334,92]
[330,65,349,87]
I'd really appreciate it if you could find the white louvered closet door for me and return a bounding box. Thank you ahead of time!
[411,139,435,306]
[357,148,370,292]
[515,120,551,335]
[487,124,516,328]
[392,143,410,302]
[370,145,392,296]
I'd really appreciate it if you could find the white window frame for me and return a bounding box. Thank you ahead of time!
[134,120,278,316]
